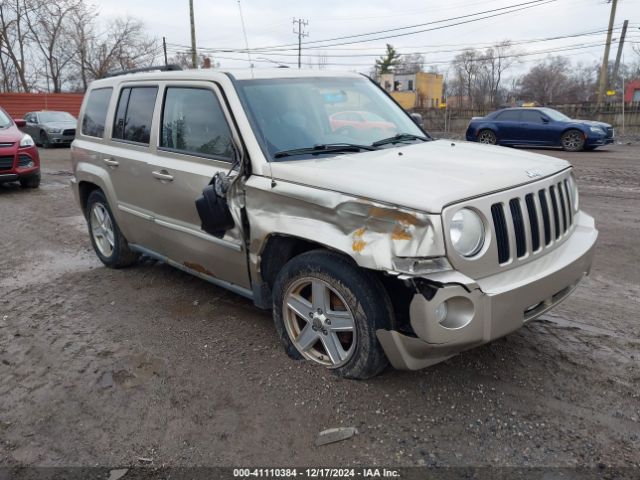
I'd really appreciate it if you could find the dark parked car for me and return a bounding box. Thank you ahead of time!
[466,107,614,151]
[0,106,40,188]
[23,110,77,148]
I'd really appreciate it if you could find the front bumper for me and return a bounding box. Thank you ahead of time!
[48,133,75,144]
[586,133,614,146]
[0,149,40,183]
[377,211,597,370]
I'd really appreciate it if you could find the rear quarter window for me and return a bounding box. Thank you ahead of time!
[81,88,113,138]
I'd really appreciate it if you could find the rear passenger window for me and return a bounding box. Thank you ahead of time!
[112,86,158,145]
[521,110,544,123]
[496,110,521,121]
[82,88,112,138]
[160,87,233,160]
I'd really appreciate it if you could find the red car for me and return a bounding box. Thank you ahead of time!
[0,107,40,188]
[329,110,397,136]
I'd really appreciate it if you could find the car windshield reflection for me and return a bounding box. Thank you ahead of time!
[235,76,427,161]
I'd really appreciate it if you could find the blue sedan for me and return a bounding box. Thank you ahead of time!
[465,107,614,151]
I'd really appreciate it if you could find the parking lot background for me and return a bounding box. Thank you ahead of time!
[0,145,639,467]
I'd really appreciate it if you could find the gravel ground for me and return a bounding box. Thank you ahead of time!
[0,144,639,469]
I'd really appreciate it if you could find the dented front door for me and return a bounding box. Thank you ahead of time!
[144,81,250,289]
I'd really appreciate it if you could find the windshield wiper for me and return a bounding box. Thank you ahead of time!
[274,143,376,159]
[371,133,429,147]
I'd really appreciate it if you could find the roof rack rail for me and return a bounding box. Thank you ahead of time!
[104,64,183,78]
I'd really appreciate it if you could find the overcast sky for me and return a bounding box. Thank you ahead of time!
[96,0,639,75]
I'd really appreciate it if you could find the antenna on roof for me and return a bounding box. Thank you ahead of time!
[237,0,253,74]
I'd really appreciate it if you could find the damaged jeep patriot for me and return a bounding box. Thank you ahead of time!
[71,67,597,379]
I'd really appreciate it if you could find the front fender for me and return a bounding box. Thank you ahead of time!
[244,175,446,275]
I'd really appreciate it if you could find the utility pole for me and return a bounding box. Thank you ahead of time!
[189,0,197,69]
[162,37,168,66]
[596,0,618,107]
[293,18,309,69]
[611,19,628,90]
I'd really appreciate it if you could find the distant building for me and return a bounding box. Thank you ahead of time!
[624,80,640,103]
[378,71,444,110]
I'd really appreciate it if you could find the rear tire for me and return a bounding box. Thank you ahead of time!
[561,129,585,152]
[86,190,139,268]
[477,129,497,145]
[273,250,393,379]
[19,172,40,189]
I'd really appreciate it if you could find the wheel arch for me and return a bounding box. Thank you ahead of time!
[255,234,353,308]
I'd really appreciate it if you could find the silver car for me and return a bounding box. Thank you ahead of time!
[23,111,77,147]
[70,68,597,379]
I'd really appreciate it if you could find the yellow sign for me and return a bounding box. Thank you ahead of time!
[606,90,616,96]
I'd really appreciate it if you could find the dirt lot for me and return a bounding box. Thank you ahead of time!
[1,144,639,469]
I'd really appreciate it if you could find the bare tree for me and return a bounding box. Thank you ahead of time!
[452,49,480,107]
[397,53,424,74]
[27,0,83,92]
[167,51,209,70]
[480,41,516,107]
[0,0,38,92]
[518,56,571,104]
[70,16,158,82]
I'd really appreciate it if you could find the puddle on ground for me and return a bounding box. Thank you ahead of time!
[98,353,166,389]
[0,249,99,288]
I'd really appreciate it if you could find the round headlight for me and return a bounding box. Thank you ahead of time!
[568,173,579,212]
[450,208,485,257]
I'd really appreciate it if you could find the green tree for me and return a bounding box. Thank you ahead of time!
[375,44,401,74]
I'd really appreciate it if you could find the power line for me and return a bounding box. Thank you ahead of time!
[237,0,558,52]
[165,39,614,69]
[166,25,626,59]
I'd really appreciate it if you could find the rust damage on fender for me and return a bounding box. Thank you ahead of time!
[244,176,445,275]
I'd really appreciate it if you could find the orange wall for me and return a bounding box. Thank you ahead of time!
[0,93,84,119]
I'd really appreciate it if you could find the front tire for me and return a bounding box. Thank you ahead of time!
[273,250,393,379]
[39,131,50,149]
[477,129,497,145]
[19,172,40,189]
[561,129,585,152]
[86,190,139,268]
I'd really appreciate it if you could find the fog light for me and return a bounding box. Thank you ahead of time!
[435,301,448,324]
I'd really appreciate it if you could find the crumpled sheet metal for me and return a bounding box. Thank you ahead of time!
[245,176,445,272]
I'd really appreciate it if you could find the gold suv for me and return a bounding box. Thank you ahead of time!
[71,67,597,379]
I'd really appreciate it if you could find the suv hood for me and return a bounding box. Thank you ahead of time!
[269,140,570,213]
[0,125,22,143]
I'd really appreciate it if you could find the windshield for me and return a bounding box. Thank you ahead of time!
[235,76,426,161]
[0,109,11,128]
[38,111,76,123]
[540,108,571,122]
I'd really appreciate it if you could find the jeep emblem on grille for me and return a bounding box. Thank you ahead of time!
[526,170,543,178]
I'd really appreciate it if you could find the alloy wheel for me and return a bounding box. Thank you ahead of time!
[283,277,356,368]
[478,130,496,144]
[90,203,115,257]
[562,131,583,151]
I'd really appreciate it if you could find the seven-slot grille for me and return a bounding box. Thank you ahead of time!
[491,179,574,264]
[0,155,15,171]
